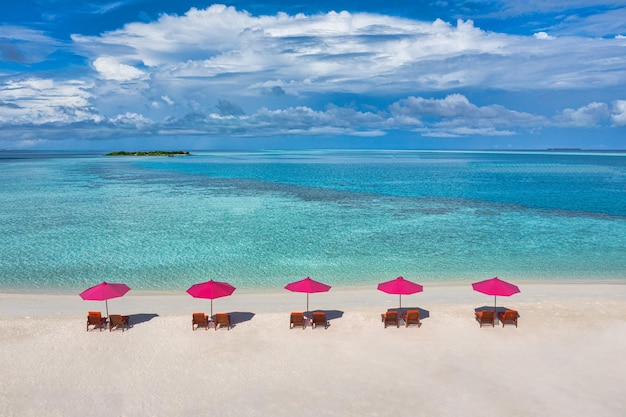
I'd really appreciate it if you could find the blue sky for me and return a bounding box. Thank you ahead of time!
[1,1,625,150]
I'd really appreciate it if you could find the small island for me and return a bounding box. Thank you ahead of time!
[105,151,190,157]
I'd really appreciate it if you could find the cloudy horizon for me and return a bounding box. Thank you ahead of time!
[1,1,625,150]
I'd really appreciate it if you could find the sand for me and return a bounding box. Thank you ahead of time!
[1,281,626,417]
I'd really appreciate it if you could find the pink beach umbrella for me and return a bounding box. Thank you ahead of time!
[471,277,520,312]
[186,279,236,317]
[284,277,331,313]
[79,281,131,318]
[377,276,423,311]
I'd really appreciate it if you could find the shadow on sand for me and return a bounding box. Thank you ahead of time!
[228,311,255,327]
[127,313,159,328]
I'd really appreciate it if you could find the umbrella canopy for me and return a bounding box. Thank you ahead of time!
[284,277,331,313]
[186,279,236,317]
[472,276,520,311]
[79,281,131,317]
[377,276,423,310]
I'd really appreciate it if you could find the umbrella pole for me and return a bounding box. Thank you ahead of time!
[306,293,309,313]
[105,299,109,318]
[211,299,213,318]
[399,294,402,313]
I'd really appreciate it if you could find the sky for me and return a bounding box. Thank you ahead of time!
[1,0,626,150]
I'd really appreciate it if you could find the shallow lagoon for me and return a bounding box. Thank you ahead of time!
[1,150,624,291]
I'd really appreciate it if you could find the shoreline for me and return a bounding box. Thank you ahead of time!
[2,276,625,295]
[2,279,625,317]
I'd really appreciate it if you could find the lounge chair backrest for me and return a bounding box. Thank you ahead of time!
[498,309,518,327]
[291,312,304,323]
[384,311,398,321]
[87,311,103,324]
[214,313,231,331]
[406,310,419,320]
[290,312,306,329]
[504,310,517,320]
[109,314,128,332]
[404,309,420,327]
[382,311,399,328]
[311,312,328,329]
[86,311,107,331]
[193,312,207,323]
[312,312,326,322]
[482,310,494,320]
[192,312,209,330]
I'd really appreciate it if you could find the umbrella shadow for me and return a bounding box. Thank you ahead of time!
[388,307,430,320]
[228,311,255,327]
[319,309,344,321]
[127,313,159,328]
[475,305,518,315]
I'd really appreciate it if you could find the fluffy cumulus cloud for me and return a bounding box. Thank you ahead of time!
[389,94,546,136]
[611,100,626,126]
[533,32,555,40]
[93,57,146,81]
[554,102,611,127]
[1,4,626,147]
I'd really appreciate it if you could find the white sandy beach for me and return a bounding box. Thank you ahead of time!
[1,281,626,417]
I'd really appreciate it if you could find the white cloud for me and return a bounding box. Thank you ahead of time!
[93,56,146,81]
[389,94,546,135]
[611,100,626,126]
[533,32,554,40]
[2,5,625,146]
[554,102,610,127]
[109,112,154,128]
[71,7,512,95]
[66,5,626,102]
[0,78,103,125]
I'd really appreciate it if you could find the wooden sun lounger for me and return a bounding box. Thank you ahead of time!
[214,313,231,331]
[192,312,210,330]
[290,312,306,329]
[311,311,328,329]
[109,314,130,332]
[404,310,421,328]
[87,311,107,332]
[475,310,495,327]
[498,309,519,328]
[381,311,399,328]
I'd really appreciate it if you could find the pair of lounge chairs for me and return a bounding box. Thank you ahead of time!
[475,309,519,328]
[289,312,329,329]
[192,312,231,331]
[86,311,129,332]
[381,310,421,328]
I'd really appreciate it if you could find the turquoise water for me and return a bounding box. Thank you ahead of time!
[1,150,625,291]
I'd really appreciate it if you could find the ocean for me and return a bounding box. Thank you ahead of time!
[1,150,624,292]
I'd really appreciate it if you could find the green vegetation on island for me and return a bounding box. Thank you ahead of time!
[105,150,190,157]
